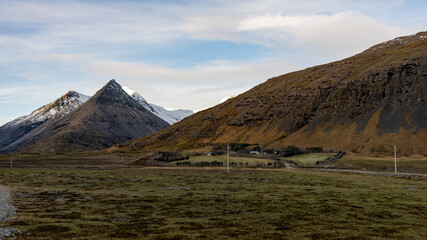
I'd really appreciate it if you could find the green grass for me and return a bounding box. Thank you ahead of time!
[281,153,336,166]
[169,155,275,167]
[0,167,426,239]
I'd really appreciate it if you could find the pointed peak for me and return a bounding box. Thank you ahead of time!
[63,90,77,98]
[58,90,88,103]
[91,79,140,107]
[103,79,124,91]
[107,79,119,86]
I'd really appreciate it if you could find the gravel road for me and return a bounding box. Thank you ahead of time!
[0,187,18,239]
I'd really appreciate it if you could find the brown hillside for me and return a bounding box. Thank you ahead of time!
[114,32,427,156]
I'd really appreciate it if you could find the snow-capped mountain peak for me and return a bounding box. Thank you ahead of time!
[122,86,157,113]
[122,86,194,124]
[4,90,89,128]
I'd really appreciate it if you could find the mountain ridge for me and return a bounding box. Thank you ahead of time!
[2,80,170,153]
[0,90,89,152]
[113,31,427,156]
[122,86,194,124]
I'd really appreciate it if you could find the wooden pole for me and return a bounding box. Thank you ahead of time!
[227,143,230,173]
[394,146,397,173]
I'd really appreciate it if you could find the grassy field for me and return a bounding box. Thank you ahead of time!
[169,155,275,167]
[332,157,427,174]
[281,153,336,166]
[0,153,143,168]
[0,167,426,239]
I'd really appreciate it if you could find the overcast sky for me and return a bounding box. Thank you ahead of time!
[0,0,426,125]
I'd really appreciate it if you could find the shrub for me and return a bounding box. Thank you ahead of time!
[305,147,323,153]
[213,143,250,152]
[150,152,184,162]
[281,146,302,157]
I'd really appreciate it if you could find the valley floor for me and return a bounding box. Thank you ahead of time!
[0,166,426,239]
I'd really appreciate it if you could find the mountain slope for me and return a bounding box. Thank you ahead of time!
[114,32,427,156]
[0,91,88,152]
[3,80,169,153]
[122,86,194,124]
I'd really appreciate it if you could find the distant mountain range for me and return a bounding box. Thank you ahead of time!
[113,32,427,157]
[122,86,194,125]
[0,80,193,153]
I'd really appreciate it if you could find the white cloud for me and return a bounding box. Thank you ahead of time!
[82,57,303,110]
[0,0,425,121]
[18,51,304,110]
[172,11,413,59]
[237,11,411,57]
[169,15,242,42]
[36,53,91,63]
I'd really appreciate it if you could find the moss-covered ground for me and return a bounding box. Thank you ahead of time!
[0,167,426,239]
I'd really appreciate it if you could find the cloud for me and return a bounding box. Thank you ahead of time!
[239,11,412,56]
[174,11,412,59]
[36,53,91,63]
[0,0,419,63]
[0,0,425,121]
[20,51,303,110]
[169,15,242,42]
[82,57,303,110]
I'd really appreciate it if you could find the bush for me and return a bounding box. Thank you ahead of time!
[176,161,191,166]
[194,161,223,167]
[150,152,184,162]
[305,147,323,153]
[251,145,261,152]
[263,148,278,154]
[281,146,302,157]
[213,143,250,152]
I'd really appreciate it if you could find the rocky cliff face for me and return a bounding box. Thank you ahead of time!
[115,32,427,156]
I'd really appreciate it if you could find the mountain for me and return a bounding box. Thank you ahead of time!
[0,91,88,151]
[113,32,427,157]
[122,86,194,124]
[2,80,169,153]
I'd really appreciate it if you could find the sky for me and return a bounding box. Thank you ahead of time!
[0,0,426,125]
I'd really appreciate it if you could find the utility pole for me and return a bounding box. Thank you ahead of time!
[10,155,12,168]
[394,145,397,173]
[227,143,230,173]
[121,154,124,164]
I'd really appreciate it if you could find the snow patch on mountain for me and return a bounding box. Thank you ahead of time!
[2,91,89,128]
[366,31,427,52]
[149,104,194,125]
[220,94,237,104]
[122,86,194,124]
